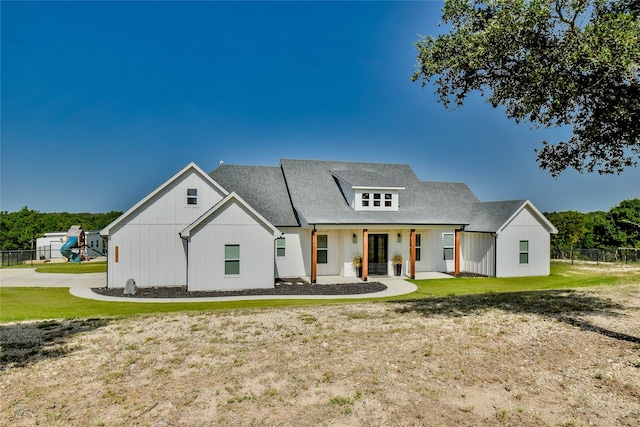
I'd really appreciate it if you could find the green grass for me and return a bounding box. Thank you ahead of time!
[2,261,107,274]
[401,262,640,299]
[0,288,355,323]
[1,262,638,323]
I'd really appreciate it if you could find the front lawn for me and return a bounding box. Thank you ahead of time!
[1,262,638,322]
[2,260,107,274]
[402,261,640,298]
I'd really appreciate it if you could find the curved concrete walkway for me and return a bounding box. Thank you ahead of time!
[70,278,417,303]
[1,268,417,302]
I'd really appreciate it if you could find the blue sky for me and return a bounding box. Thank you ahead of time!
[2,1,638,214]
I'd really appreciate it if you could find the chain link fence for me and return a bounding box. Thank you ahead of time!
[551,248,639,264]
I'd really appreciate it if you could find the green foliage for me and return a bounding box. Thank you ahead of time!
[0,207,122,250]
[545,210,586,254]
[413,0,640,176]
[546,198,640,251]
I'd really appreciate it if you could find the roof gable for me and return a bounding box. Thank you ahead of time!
[101,163,228,236]
[179,192,279,238]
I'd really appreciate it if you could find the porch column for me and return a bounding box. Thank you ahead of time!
[311,228,317,284]
[410,229,416,279]
[362,229,369,281]
[454,228,461,277]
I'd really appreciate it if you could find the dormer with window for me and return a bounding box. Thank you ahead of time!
[331,170,404,212]
[355,189,400,211]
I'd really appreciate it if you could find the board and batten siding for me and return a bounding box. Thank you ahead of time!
[495,206,551,277]
[186,200,275,291]
[106,169,226,288]
[460,232,496,277]
[275,227,309,279]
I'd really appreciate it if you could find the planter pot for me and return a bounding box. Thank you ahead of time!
[394,264,402,276]
[356,267,362,278]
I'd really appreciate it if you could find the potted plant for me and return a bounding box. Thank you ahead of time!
[392,253,403,276]
[352,254,362,278]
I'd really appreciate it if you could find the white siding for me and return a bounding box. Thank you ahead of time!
[410,229,456,273]
[461,232,496,277]
[315,230,344,276]
[186,201,274,291]
[495,207,551,277]
[274,227,307,278]
[106,169,225,288]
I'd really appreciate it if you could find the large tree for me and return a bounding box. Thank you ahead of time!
[413,0,640,176]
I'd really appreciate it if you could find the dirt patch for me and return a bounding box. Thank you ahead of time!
[2,285,639,426]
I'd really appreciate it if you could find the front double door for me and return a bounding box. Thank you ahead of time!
[368,234,388,275]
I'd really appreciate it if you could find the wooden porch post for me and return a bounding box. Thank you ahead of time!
[311,228,317,284]
[454,228,461,277]
[410,229,416,279]
[362,229,369,282]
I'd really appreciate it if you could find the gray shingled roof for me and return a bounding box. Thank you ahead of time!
[209,165,299,227]
[280,159,478,225]
[465,200,527,232]
[208,159,540,230]
[331,170,406,188]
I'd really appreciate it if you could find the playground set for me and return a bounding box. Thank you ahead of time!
[60,225,104,262]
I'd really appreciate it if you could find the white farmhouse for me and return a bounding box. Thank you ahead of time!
[100,160,557,290]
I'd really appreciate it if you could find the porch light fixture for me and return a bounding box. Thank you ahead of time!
[397,233,402,243]
[353,233,357,243]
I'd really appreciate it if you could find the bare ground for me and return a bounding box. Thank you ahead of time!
[1,284,639,426]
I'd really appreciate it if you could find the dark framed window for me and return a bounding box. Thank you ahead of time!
[317,234,328,264]
[519,240,529,264]
[225,244,240,274]
[276,237,286,257]
[415,233,421,261]
[362,193,369,207]
[443,233,454,261]
[187,188,198,205]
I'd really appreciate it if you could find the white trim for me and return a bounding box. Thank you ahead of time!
[496,200,558,235]
[100,162,228,236]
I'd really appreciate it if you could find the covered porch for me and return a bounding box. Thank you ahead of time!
[309,226,463,283]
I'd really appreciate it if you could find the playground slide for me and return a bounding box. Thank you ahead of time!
[60,236,81,262]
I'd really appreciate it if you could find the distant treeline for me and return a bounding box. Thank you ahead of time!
[0,207,122,250]
[1,200,638,253]
[545,198,640,254]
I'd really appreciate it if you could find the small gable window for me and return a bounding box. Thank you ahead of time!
[225,244,240,275]
[276,237,286,257]
[317,235,328,264]
[519,240,529,264]
[187,188,198,205]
